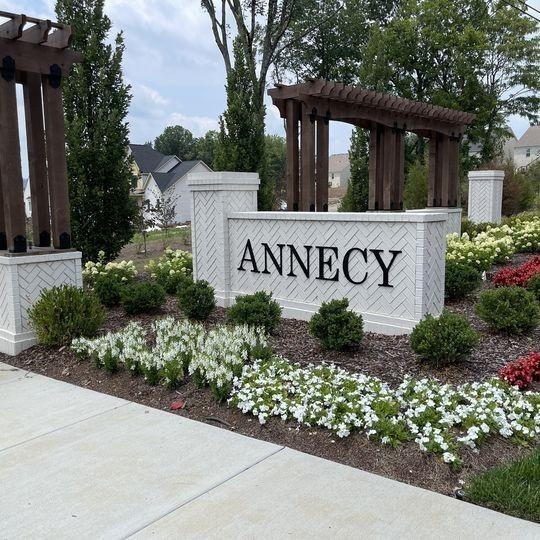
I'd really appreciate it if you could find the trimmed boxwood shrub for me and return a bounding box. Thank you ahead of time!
[178,280,216,320]
[309,298,364,350]
[526,274,540,302]
[475,286,540,334]
[92,274,124,307]
[120,282,166,315]
[410,310,478,365]
[28,285,105,346]
[445,261,482,300]
[228,291,282,334]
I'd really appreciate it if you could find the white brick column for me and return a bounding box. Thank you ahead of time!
[407,208,462,236]
[0,250,83,355]
[188,172,259,306]
[468,170,504,224]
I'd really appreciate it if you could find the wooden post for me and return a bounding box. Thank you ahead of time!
[428,133,444,207]
[393,129,405,210]
[42,72,71,249]
[448,137,460,207]
[368,125,378,210]
[300,103,315,211]
[0,172,6,250]
[23,72,51,247]
[316,118,329,211]
[382,127,394,210]
[0,62,27,252]
[285,100,300,211]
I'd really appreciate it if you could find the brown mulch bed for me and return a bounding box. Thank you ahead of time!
[4,254,540,501]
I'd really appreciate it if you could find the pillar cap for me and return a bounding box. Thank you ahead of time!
[187,172,260,191]
[468,170,505,181]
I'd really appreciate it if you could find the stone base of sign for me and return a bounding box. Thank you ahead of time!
[407,207,462,236]
[468,170,504,224]
[189,172,447,336]
[0,250,83,355]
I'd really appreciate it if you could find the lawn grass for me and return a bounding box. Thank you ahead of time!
[132,226,190,245]
[466,448,540,523]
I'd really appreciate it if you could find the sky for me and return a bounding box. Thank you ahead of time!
[8,0,540,178]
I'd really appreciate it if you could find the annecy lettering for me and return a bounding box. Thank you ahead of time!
[238,240,402,287]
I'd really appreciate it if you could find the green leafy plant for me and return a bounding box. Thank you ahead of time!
[444,261,482,300]
[309,298,364,350]
[28,285,105,346]
[410,310,478,365]
[526,274,540,302]
[228,291,282,333]
[120,282,166,315]
[92,274,124,307]
[146,249,193,294]
[178,280,216,320]
[475,286,540,334]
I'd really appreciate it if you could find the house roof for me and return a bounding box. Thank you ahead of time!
[152,161,203,191]
[129,144,167,173]
[329,153,349,173]
[515,125,540,148]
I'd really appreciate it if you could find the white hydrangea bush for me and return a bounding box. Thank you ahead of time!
[230,358,540,467]
[510,218,540,252]
[146,249,193,293]
[83,250,138,287]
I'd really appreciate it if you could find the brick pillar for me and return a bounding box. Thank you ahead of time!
[468,170,504,224]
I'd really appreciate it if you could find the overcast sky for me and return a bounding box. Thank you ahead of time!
[8,0,540,178]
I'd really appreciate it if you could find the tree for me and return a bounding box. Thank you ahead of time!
[151,193,179,246]
[214,38,271,208]
[195,130,219,169]
[339,128,369,211]
[56,0,136,262]
[133,199,155,254]
[360,0,540,165]
[154,125,197,160]
[403,161,429,209]
[265,135,286,205]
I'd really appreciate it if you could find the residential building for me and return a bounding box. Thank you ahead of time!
[328,153,350,188]
[513,125,540,169]
[128,144,211,223]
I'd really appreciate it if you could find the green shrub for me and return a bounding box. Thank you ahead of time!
[410,310,478,365]
[475,286,540,334]
[444,261,482,299]
[466,449,540,523]
[120,282,166,315]
[147,249,192,293]
[92,274,123,307]
[526,274,540,302]
[28,285,105,346]
[460,219,497,239]
[178,280,216,320]
[228,291,282,333]
[309,298,364,350]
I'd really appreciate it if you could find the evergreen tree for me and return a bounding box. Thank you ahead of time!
[214,38,272,209]
[56,0,136,261]
[340,128,369,212]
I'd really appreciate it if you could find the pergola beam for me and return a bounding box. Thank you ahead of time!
[0,14,25,40]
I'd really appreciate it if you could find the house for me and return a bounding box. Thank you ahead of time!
[513,125,540,169]
[328,153,350,188]
[468,127,518,162]
[128,144,211,223]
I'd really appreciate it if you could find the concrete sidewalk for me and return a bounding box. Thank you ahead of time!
[1,361,538,539]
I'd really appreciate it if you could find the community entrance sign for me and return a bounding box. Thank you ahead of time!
[189,172,447,335]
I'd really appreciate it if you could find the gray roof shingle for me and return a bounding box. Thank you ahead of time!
[129,144,166,173]
[152,161,202,192]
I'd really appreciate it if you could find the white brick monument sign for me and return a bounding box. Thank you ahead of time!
[468,170,504,224]
[189,172,447,335]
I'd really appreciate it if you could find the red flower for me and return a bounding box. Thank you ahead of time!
[492,256,540,287]
[499,351,540,390]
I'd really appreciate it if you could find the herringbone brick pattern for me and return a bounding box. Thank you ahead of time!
[0,267,13,332]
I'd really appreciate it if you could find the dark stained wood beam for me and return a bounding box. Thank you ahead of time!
[316,119,329,211]
[0,171,6,250]
[43,26,72,49]
[42,78,71,249]
[19,20,51,44]
[0,75,27,252]
[23,72,51,247]
[285,100,300,211]
[0,14,26,40]
[368,125,378,210]
[0,38,82,74]
[300,103,316,211]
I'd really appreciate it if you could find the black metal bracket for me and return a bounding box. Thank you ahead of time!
[1,56,15,82]
[39,230,51,248]
[10,235,27,254]
[309,107,317,123]
[59,232,71,249]
[49,64,62,88]
[0,231,6,251]
[324,110,331,125]
[449,132,462,142]
[392,122,406,134]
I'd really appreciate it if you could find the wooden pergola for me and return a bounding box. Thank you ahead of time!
[268,80,475,212]
[0,11,81,253]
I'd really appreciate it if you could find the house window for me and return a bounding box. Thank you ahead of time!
[331,173,335,179]
[526,148,531,157]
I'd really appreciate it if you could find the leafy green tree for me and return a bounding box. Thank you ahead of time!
[215,38,271,209]
[154,125,196,160]
[340,128,369,211]
[56,0,136,261]
[404,161,429,209]
[195,130,218,169]
[265,135,286,205]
